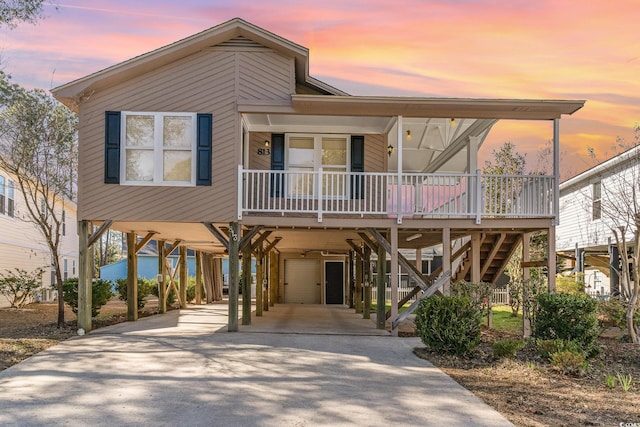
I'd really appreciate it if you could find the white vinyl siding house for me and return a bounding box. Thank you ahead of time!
[0,167,79,307]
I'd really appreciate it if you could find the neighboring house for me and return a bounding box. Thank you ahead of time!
[557,145,640,296]
[0,167,79,307]
[51,18,584,332]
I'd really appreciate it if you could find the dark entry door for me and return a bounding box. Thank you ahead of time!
[325,261,344,304]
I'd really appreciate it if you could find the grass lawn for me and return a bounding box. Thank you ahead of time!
[484,305,522,334]
[370,302,410,314]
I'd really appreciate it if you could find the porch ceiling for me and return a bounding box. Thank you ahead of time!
[242,113,496,173]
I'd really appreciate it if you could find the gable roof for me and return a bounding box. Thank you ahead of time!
[51,17,346,110]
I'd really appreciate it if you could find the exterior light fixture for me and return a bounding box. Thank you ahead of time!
[264,140,270,147]
[406,130,412,141]
[406,233,422,242]
[387,144,395,157]
[450,118,456,127]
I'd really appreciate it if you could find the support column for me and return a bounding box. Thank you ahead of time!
[263,251,269,312]
[179,246,187,308]
[78,220,92,332]
[348,251,354,308]
[126,232,138,321]
[195,250,202,305]
[390,227,399,337]
[158,240,166,314]
[442,228,451,295]
[228,222,240,332]
[269,251,277,307]
[547,226,556,292]
[522,232,532,338]
[355,251,363,314]
[376,235,387,330]
[256,246,263,317]
[471,232,481,283]
[363,245,372,320]
[242,242,252,325]
[610,244,620,295]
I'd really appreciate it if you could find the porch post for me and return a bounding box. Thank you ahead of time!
[126,232,138,321]
[390,226,399,337]
[348,251,354,308]
[553,118,560,226]
[396,116,404,224]
[263,250,269,312]
[376,232,387,330]
[77,220,92,332]
[547,226,557,292]
[269,250,277,307]
[522,232,532,338]
[363,245,372,320]
[228,222,240,332]
[179,245,187,309]
[467,136,481,212]
[158,240,166,314]
[442,228,451,295]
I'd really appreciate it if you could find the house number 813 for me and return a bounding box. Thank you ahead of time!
[257,148,271,155]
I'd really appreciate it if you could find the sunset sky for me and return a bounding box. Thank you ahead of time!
[1,0,638,179]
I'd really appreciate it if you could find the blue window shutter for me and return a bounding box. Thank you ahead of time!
[351,135,365,199]
[270,134,285,197]
[196,114,213,186]
[104,111,121,184]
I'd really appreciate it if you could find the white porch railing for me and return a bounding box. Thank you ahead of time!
[240,167,555,222]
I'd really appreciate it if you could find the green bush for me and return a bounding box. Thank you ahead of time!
[0,267,44,308]
[598,298,640,330]
[415,295,482,356]
[62,278,113,317]
[149,278,177,306]
[115,277,154,309]
[536,338,584,360]
[492,338,525,358]
[533,293,599,356]
[550,350,588,376]
[556,274,584,295]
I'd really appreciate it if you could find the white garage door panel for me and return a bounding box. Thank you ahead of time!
[285,259,321,304]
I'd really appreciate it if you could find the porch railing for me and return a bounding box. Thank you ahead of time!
[240,167,555,222]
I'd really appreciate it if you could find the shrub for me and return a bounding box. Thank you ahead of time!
[556,274,584,295]
[115,277,154,309]
[533,293,599,356]
[536,338,583,360]
[0,267,44,308]
[415,295,482,356]
[62,278,113,317]
[493,338,525,358]
[550,350,588,376]
[598,298,640,330]
[149,278,177,306]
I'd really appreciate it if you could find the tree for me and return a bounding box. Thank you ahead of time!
[0,0,51,28]
[587,125,640,344]
[0,87,77,327]
[0,267,44,308]
[482,142,526,215]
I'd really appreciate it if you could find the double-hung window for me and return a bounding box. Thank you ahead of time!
[285,134,349,198]
[3,179,15,218]
[592,181,602,220]
[121,112,197,186]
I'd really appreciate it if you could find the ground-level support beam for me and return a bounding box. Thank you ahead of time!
[179,246,188,309]
[522,232,532,338]
[195,250,202,305]
[78,220,92,332]
[126,232,138,321]
[228,222,240,332]
[242,242,252,326]
[348,251,354,308]
[269,251,278,307]
[263,251,269,312]
[442,228,451,295]
[158,240,166,314]
[363,245,372,320]
[547,226,556,292]
[256,246,263,317]
[355,251,363,314]
[376,234,387,330]
[390,227,399,337]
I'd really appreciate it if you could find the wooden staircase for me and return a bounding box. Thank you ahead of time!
[453,232,522,284]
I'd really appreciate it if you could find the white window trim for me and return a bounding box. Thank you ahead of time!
[284,133,351,200]
[120,112,197,186]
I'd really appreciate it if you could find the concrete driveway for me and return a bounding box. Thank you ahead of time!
[0,303,512,426]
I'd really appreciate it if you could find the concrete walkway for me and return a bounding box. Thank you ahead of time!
[0,303,512,426]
